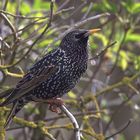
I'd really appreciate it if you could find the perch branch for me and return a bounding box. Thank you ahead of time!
[60,105,81,140]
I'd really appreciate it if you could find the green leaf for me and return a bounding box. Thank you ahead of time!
[132,3,140,13]
[33,0,41,9]
[120,59,128,70]
[92,3,104,12]
[121,0,133,13]
[20,2,31,14]
[68,91,77,99]
[125,31,140,42]
[134,56,140,70]
[119,50,129,70]
[89,37,98,50]
[41,2,50,10]
[90,43,98,50]
[103,0,117,12]
[92,1,117,13]
[54,40,61,47]
[7,2,16,13]
[93,33,108,46]
[33,0,52,10]
[121,0,140,14]
[39,39,53,48]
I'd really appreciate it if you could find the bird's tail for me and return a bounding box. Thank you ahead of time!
[0,88,14,99]
[0,88,14,107]
[0,89,27,128]
[4,100,26,128]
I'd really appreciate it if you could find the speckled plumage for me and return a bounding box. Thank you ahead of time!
[0,29,89,127]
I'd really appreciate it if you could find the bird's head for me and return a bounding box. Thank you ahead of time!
[60,28,100,52]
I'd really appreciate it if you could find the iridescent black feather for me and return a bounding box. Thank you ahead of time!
[0,29,89,128]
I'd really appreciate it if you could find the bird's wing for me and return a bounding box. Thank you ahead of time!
[17,64,57,90]
[1,50,60,105]
[15,65,57,97]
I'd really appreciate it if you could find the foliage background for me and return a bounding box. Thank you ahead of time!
[0,0,140,140]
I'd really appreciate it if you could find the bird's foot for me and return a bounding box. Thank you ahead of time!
[46,98,64,113]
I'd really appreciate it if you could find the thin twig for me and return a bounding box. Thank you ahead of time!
[105,119,132,140]
[0,7,74,19]
[68,1,87,18]
[0,13,17,41]
[3,18,41,41]
[48,13,110,48]
[6,120,98,139]
[2,0,8,11]
[2,7,74,41]
[0,0,54,69]
[80,41,116,96]
[89,41,117,60]
[0,37,11,49]
[56,7,75,15]
[103,94,134,134]
[60,105,81,140]
[6,105,81,140]
[5,110,102,131]
[95,72,140,97]
[0,10,48,19]
[107,29,128,75]
[58,0,70,10]
[81,2,93,20]
[127,83,140,95]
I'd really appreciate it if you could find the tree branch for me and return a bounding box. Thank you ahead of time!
[60,105,81,140]
[105,119,132,140]
[47,13,110,48]
[0,0,54,69]
[89,41,117,60]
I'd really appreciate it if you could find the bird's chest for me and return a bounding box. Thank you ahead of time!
[62,56,88,83]
[61,47,88,77]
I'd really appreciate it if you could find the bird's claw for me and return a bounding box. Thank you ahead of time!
[49,104,61,113]
[46,98,64,114]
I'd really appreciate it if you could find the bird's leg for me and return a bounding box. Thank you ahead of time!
[46,98,64,113]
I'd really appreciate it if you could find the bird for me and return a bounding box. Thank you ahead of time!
[0,28,100,128]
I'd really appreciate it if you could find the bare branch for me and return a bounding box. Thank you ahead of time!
[47,13,110,48]
[105,119,132,140]
[0,13,17,41]
[89,41,117,60]
[107,29,128,75]
[81,2,93,20]
[60,105,81,140]
[0,0,54,69]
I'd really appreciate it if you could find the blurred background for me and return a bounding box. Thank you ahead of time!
[0,0,140,140]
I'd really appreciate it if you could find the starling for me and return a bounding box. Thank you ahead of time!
[0,28,100,128]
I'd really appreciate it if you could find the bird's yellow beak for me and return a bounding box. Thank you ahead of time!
[89,28,101,34]
[82,28,101,38]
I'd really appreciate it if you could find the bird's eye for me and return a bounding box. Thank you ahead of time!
[74,33,81,40]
